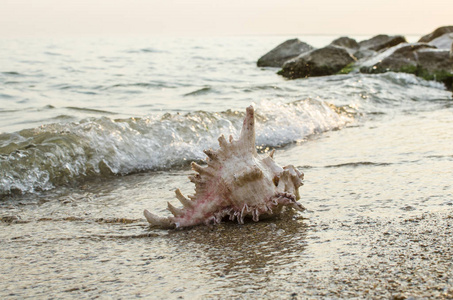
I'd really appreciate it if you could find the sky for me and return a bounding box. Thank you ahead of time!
[1,0,452,37]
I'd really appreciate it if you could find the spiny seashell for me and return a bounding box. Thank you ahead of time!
[144,106,305,228]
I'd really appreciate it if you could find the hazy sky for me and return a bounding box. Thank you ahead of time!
[1,0,452,37]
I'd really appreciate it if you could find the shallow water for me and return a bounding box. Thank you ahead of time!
[1,36,452,298]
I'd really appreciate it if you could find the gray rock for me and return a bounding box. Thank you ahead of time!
[353,49,376,60]
[278,45,356,79]
[417,48,452,77]
[429,32,453,50]
[358,34,407,52]
[354,35,407,59]
[418,25,453,43]
[359,43,434,73]
[416,48,453,90]
[257,39,314,68]
[330,37,359,55]
[330,36,359,50]
[359,43,453,90]
[451,42,453,59]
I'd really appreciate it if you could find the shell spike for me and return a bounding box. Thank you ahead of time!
[175,189,194,208]
[144,209,173,228]
[203,149,218,161]
[252,209,259,222]
[269,149,275,159]
[238,205,247,224]
[167,202,184,216]
[291,202,306,212]
[191,162,212,176]
[218,135,228,149]
[188,174,203,184]
[239,105,256,152]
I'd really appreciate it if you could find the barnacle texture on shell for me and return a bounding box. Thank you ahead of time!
[144,106,305,228]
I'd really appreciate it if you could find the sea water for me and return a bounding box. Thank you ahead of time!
[0,36,452,298]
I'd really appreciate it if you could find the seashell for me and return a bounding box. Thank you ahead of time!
[144,106,305,228]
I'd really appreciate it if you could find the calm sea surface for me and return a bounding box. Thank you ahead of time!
[1,35,452,298]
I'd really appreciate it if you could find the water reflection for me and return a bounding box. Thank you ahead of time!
[166,211,307,294]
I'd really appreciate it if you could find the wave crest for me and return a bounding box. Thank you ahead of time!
[0,100,354,196]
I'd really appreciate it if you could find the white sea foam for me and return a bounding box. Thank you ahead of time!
[0,100,352,195]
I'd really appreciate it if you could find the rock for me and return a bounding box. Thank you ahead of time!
[418,25,453,43]
[330,36,359,50]
[451,42,453,59]
[429,32,453,50]
[359,43,434,73]
[330,37,359,55]
[416,48,453,87]
[359,43,453,90]
[278,45,356,79]
[354,35,407,59]
[257,39,314,68]
[353,48,376,60]
[358,34,407,52]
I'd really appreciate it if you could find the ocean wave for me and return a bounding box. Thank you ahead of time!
[105,82,178,90]
[324,161,392,168]
[378,72,447,89]
[65,106,118,115]
[183,86,213,97]
[0,100,354,196]
[1,71,25,76]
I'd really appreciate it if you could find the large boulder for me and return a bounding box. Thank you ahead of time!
[330,37,359,55]
[359,43,432,73]
[358,34,407,51]
[359,43,453,90]
[429,32,453,50]
[417,48,453,84]
[355,35,407,59]
[330,36,359,49]
[278,45,356,79]
[418,26,453,43]
[257,39,314,68]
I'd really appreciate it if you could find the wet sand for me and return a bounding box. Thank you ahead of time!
[292,211,453,299]
[1,209,452,299]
